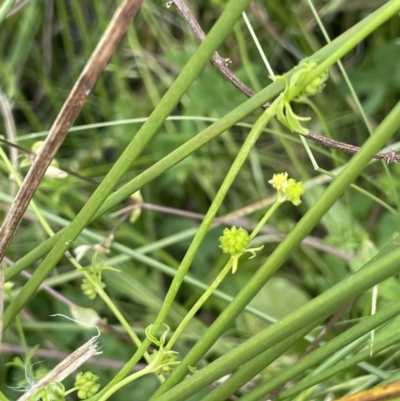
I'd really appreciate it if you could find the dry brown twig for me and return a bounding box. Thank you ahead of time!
[0,0,145,263]
[17,336,101,401]
[167,0,400,163]
[166,0,267,105]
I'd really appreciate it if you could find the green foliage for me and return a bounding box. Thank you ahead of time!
[1,0,400,400]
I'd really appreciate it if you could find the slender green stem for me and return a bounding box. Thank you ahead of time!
[165,259,233,351]
[317,167,398,215]
[306,0,400,214]
[1,144,149,367]
[153,246,400,401]
[97,365,154,401]
[64,387,78,397]
[95,286,155,370]
[7,0,392,286]
[5,286,28,355]
[234,23,261,92]
[249,200,282,241]
[278,330,400,400]
[148,100,279,340]
[89,94,280,401]
[201,320,320,401]
[4,80,284,285]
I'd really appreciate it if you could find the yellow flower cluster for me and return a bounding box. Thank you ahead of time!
[268,172,305,206]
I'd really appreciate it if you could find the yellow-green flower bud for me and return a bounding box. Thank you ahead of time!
[303,70,329,96]
[219,226,250,256]
[75,372,100,399]
[81,278,105,300]
[152,349,180,375]
[45,382,65,401]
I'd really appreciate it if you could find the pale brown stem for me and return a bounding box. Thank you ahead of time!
[0,0,145,262]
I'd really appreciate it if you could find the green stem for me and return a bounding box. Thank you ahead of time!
[96,366,153,401]
[165,259,233,351]
[4,78,284,285]
[234,23,262,92]
[63,387,78,397]
[278,334,399,400]
[8,0,392,286]
[249,200,282,241]
[154,246,400,401]
[1,144,149,368]
[89,95,280,401]
[95,286,155,372]
[148,99,278,337]
[208,301,400,401]
[202,320,320,401]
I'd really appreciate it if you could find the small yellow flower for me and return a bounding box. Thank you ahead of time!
[268,172,288,190]
[269,173,304,206]
[285,179,305,206]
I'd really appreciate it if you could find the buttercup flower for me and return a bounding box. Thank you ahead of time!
[269,173,304,206]
[285,178,305,206]
[268,172,288,191]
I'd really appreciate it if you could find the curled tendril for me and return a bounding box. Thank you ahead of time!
[145,323,171,347]
[145,324,180,375]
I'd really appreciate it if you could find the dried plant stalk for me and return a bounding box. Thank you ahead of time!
[0,0,144,261]
[17,337,101,401]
